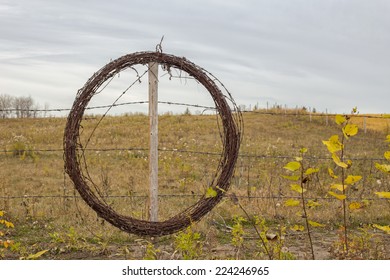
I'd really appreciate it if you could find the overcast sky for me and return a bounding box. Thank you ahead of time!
[1,0,389,115]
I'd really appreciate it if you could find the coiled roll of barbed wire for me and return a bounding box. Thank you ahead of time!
[63,51,242,236]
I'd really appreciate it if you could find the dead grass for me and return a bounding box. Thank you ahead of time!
[0,111,389,259]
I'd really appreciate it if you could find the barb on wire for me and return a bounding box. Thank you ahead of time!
[156,35,164,53]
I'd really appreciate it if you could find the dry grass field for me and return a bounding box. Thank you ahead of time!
[1,110,389,259]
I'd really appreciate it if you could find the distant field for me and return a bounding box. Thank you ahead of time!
[1,110,389,259]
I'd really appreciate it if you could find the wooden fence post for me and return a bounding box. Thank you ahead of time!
[149,62,159,222]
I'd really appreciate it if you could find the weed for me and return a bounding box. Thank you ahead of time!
[253,216,295,260]
[330,225,387,259]
[174,226,203,260]
[322,109,361,254]
[0,210,15,258]
[9,135,38,161]
[142,240,160,260]
[230,216,246,259]
[282,147,321,259]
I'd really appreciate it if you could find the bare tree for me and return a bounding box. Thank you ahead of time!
[0,94,47,118]
[0,94,14,118]
[13,96,36,118]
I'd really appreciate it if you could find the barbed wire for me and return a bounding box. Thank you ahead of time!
[0,100,216,113]
[1,100,389,119]
[0,147,385,161]
[0,193,387,201]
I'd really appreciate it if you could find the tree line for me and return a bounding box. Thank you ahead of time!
[0,94,49,118]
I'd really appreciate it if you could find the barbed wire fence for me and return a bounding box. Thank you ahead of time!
[1,101,389,204]
[1,47,390,235]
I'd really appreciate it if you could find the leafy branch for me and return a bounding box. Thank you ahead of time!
[282,147,321,259]
[322,109,361,255]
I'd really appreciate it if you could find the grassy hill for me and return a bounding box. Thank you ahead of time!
[1,111,389,259]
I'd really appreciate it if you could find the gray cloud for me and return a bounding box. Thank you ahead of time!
[0,0,389,114]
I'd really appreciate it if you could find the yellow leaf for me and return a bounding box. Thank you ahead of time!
[362,199,371,207]
[281,175,300,181]
[308,220,325,227]
[335,115,347,125]
[284,161,301,172]
[290,224,305,231]
[205,187,217,198]
[0,211,4,217]
[3,240,13,249]
[344,175,362,185]
[307,200,321,208]
[295,156,303,162]
[384,151,390,160]
[299,148,308,154]
[284,199,300,207]
[290,184,306,194]
[4,221,14,228]
[373,224,390,234]
[349,202,362,210]
[375,192,390,199]
[304,168,319,175]
[342,124,358,138]
[332,153,348,168]
[330,184,346,192]
[27,249,49,260]
[322,135,343,153]
[375,163,390,173]
[328,168,338,179]
[328,191,346,200]
[386,135,390,142]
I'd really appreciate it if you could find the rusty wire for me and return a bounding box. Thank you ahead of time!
[63,51,243,236]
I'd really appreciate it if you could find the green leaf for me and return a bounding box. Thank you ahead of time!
[332,153,348,168]
[308,220,325,227]
[290,184,306,194]
[304,167,319,175]
[328,191,346,200]
[27,249,49,260]
[335,115,347,125]
[322,135,343,153]
[328,168,338,179]
[284,199,300,207]
[375,192,390,199]
[375,163,390,173]
[342,124,358,139]
[281,175,300,181]
[205,187,217,198]
[283,161,301,172]
[384,151,390,161]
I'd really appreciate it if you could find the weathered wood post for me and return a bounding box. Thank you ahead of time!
[148,62,159,222]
